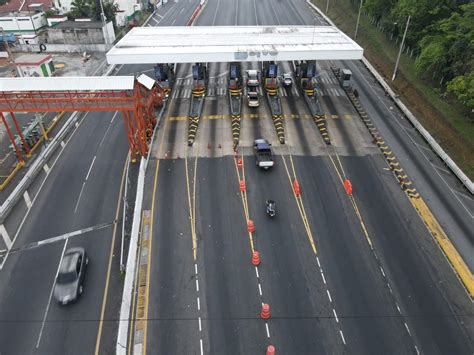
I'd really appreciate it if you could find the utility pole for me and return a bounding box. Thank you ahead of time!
[354,0,363,39]
[325,0,329,13]
[392,15,410,81]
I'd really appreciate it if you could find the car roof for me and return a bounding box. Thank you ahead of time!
[247,69,259,76]
[59,248,84,274]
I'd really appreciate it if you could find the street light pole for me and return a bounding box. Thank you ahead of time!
[392,15,410,81]
[354,0,363,39]
[325,0,329,13]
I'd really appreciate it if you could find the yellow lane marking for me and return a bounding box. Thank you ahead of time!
[281,154,317,254]
[127,223,142,355]
[142,109,170,355]
[94,153,129,355]
[326,150,373,248]
[185,153,198,261]
[232,154,254,252]
[410,197,474,297]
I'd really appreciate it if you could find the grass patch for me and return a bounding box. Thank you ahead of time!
[311,0,474,179]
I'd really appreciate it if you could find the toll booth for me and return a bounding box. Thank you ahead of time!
[340,69,352,88]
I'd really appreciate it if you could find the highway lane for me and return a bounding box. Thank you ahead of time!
[341,58,474,270]
[0,108,128,355]
[0,2,199,354]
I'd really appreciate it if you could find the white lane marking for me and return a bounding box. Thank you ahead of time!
[151,17,159,24]
[200,339,204,355]
[195,263,198,274]
[0,225,12,249]
[265,323,270,338]
[110,110,118,123]
[321,271,326,284]
[85,156,96,181]
[43,164,50,174]
[179,8,184,14]
[197,297,200,311]
[326,289,332,303]
[99,123,112,147]
[404,322,411,335]
[255,266,259,278]
[316,256,321,268]
[333,308,339,323]
[195,279,199,292]
[36,239,68,348]
[198,317,202,331]
[23,191,32,209]
[380,267,386,277]
[171,18,176,25]
[258,283,262,296]
[74,182,86,214]
[387,283,393,293]
[415,345,420,355]
[396,303,401,313]
[339,330,346,345]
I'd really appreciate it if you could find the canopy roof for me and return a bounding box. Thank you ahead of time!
[106,26,363,64]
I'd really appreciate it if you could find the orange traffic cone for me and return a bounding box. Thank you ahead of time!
[252,251,260,266]
[344,179,353,196]
[261,303,270,320]
[247,220,255,233]
[293,179,301,196]
[266,345,275,355]
[239,180,245,192]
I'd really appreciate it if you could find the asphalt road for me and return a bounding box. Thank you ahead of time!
[0,2,199,354]
[141,0,474,353]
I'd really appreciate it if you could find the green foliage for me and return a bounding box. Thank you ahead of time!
[0,0,9,6]
[67,0,119,28]
[362,0,473,114]
[447,72,474,110]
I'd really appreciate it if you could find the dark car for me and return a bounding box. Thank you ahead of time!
[254,139,274,169]
[54,247,88,305]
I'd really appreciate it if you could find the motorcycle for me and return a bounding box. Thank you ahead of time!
[265,200,276,218]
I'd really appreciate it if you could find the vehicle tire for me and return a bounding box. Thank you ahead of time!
[79,285,83,295]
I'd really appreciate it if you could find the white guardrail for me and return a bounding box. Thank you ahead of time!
[306,0,474,195]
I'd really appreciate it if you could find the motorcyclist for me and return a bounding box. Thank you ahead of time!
[266,199,276,217]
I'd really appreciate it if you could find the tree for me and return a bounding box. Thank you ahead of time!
[447,71,474,111]
[68,0,119,29]
[0,0,10,5]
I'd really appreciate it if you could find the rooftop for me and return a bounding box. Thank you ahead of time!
[52,21,103,29]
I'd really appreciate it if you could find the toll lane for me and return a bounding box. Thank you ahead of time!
[242,155,345,353]
[196,157,265,353]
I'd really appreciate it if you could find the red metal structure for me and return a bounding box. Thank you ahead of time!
[0,78,165,162]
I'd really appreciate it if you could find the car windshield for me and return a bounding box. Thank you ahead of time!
[57,271,77,284]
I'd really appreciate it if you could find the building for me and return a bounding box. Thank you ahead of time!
[0,0,50,33]
[47,20,115,44]
[15,53,55,77]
